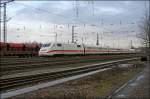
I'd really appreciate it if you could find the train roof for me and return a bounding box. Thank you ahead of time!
[43,42,83,45]
[0,42,40,48]
[25,43,38,48]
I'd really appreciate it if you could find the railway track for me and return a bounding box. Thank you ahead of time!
[0,57,140,92]
[107,69,145,98]
[1,54,139,64]
[1,55,138,67]
[1,57,50,64]
[1,56,107,65]
[1,56,137,72]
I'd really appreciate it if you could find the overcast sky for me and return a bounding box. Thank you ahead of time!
[0,0,149,49]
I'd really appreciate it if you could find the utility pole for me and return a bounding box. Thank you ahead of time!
[82,37,83,44]
[75,0,79,18]
[55,32,57,43]
[0,1,2,41]
[117,40,119,49]
[130,40,133,49]
[3,3,6,43]
[72,25,77,43]
[96,32,99,46]
[113,40,115,48]
[0,0,14,43]
[72,26,74,43]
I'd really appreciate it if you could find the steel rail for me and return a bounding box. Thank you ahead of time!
[0,57,140,92]
[1,54,139,64]
[0,55,120,64]
[1,56,108,65]
[1,56,135,72]
[1,55,135,66]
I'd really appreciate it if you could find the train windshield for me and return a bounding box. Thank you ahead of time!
[42,43,51,47]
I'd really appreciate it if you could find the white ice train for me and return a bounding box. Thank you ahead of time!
[38,42,135,56]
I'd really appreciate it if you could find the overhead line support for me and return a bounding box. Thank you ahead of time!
[0,0,14,43]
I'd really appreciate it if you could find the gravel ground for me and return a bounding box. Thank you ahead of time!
[8,62,144,99]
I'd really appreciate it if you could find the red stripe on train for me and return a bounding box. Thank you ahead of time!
[47,50,110,53]
[47,50,83,53]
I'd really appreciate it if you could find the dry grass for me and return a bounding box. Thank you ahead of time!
[11,63,144,99]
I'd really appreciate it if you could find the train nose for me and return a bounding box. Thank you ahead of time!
[39,50,48,56]
[39,52,46,56]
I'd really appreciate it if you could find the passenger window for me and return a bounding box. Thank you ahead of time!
[57,43,62,47]
[42,43,51,47]
[77,45,81,47]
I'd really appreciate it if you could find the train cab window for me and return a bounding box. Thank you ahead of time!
[77,45,81,48]
[57,43,62,47]
[42,43,51,47]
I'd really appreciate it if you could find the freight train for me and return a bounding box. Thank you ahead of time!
[0,42,40,57]
[39,42,136,56]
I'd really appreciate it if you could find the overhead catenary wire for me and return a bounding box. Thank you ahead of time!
[6,1,138,48]
[13,2,90,25]
[11,1,137,32]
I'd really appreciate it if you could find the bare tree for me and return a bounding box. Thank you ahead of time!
[138,11,150,58]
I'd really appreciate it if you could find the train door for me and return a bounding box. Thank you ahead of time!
[82,44,85,54]
[56,43,63,55]
[62,43,65,55]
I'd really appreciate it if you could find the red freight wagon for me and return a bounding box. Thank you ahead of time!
[8,43,24,48]
[0,42,41,57]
